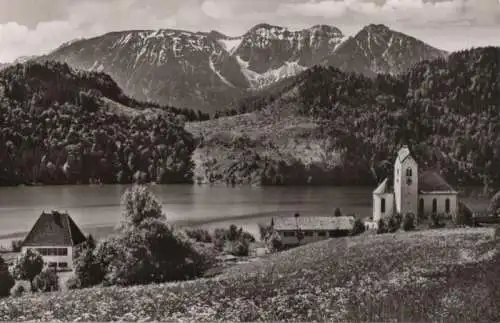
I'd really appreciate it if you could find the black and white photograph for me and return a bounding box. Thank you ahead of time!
[0,0,499,321]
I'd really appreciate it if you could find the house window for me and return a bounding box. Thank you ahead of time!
[304,231,313,237]
[48,262,57,268]
[283,231,295,237]
[329,230,343,237]
[58,262,68,268]
[432,198,437,213]
[57,248,68,256]
[318,231,327,237]
[445,198,451,213]
[406,168,412,177]
[381,198,386,213]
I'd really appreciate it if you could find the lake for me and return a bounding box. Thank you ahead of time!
[0,185,373,242]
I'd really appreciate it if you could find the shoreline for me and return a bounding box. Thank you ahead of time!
[0,210,289,249]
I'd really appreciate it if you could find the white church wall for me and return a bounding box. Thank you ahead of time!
[394,156,419,216]
[419,193,458,217]
[373,193,394,223]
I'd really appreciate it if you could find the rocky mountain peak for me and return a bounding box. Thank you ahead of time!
[41,23,448,113]
[362,24,391,33]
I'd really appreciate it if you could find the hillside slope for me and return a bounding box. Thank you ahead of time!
[0,61,197,185]
[41,24,444,113]
[1,228,500,321]
[188,47,500,187]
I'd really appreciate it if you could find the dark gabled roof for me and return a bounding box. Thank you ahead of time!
[22,211,87,247]
[419,170,457,193]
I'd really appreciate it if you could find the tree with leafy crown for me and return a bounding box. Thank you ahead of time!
[0,256,15,298]
[11,249,44,291]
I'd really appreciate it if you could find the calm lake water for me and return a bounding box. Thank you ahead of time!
[0,185,373,240]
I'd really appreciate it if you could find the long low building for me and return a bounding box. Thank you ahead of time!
[272,215,355,248]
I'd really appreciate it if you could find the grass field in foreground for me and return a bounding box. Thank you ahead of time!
[1,228,500,322]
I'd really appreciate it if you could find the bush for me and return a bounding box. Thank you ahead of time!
[91,186,213,287]
[74,234,97,259]
[489,191,500,215]
[224,240,250,257]
[11,249,44,290]
[32,268,59,293]
[266,231,283,253]
[388,214,403,233]
[184,228,212,243]
[0,256,15,298]
[457,201,474,226]
[429,213,446,229]
[402,213,416,231]
[11,239,23,252]
[74,247,104,288]
[120,185,165,228]
[65,275,82,290]
[377,219,388,234]
[10,282,26,297]
[101,222,210,286]
[350,218,366,236]
[258,223,273,241]
[213,225,255,253]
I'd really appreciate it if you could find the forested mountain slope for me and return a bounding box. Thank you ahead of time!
[0,61,198,185]
[187,47,500,187]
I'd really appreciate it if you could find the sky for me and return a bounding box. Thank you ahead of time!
[0,0,499,62]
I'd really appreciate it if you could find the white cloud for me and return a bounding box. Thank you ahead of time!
[278,1,349,18]
[0,20,75,61]
[202,0,234,19]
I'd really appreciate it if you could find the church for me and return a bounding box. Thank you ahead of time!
[371,146,458,226]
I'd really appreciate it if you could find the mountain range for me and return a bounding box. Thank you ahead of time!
[36,23,446,113]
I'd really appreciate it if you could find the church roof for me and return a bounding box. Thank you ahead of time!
[373,178,392,195]
[418,170,457,193]
[397,145,412,163]
[22,211,87,247]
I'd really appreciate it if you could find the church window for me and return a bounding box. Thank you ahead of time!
[445,198,450,213]
[406,168,412,177]
[432,198,437,213]
[381,198,386,213]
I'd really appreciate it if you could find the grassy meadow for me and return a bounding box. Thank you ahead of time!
[1,227,500,321]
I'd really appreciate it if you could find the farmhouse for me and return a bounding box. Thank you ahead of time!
[21,211,87,271]
[272,215,355,248]
[371,146,458,226]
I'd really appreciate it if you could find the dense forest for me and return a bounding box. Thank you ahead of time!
[200,47,500,188]
[0,48,499,187]
[0,61,200,185]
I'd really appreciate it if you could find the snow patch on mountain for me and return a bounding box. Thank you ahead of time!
[218,38,243,54]
[333,35,351,52]
[236,56,307,88]
[209,58,234,87]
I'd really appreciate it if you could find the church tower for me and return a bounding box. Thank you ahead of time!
[394,146,418,217]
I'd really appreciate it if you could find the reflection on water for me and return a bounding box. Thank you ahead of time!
[0,184,374,237]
